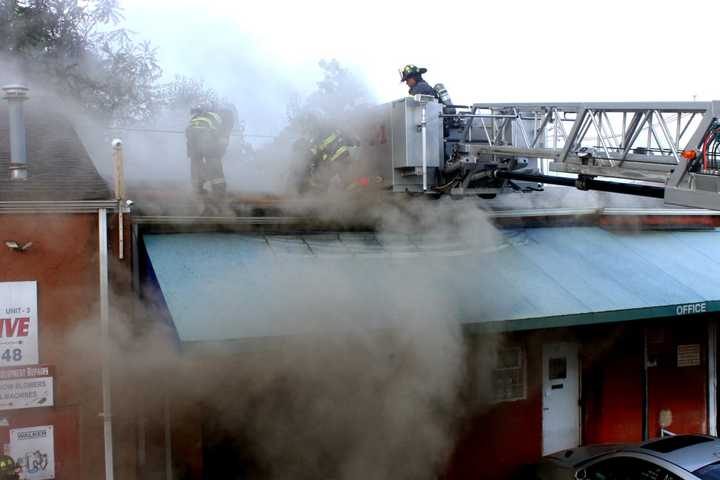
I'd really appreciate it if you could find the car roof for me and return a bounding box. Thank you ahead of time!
[543,435,720,473]
[544,444,625,468]
[630,435,720,473]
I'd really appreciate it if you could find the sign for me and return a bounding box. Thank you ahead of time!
[678,344,701,367]
[0,282,39,366]
[0,366,53,411]
[9,425,54,480]
[676,302,707,316]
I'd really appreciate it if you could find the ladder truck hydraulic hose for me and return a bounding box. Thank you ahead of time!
[494,171,665,199]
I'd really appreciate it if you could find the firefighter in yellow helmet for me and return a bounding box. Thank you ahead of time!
[399,64,436,97]
[185,104,235,215]
[0,455,20,480]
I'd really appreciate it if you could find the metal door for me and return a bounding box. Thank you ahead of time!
[542,342,580,455]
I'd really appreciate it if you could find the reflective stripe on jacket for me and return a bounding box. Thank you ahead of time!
[190,112,223,130]
[311,132,349,162]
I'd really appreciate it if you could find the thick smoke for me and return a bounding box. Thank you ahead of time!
[487,185,665,211]
[197,199,499,478]
[1,40,502,479]
[162,202,500,479]
[57,195,504,479]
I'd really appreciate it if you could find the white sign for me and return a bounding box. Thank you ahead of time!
[9,425,54,480]
[0,366,53,411]
[0,282,39,366]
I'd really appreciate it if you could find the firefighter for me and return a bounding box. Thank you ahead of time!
[185,104,235,215]
[399,64,437,97]
[304,128,355,192]
[0,455,20,480]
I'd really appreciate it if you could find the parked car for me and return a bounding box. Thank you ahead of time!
[531,435,720,480]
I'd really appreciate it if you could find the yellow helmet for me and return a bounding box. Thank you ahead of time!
[0,456,14,470]
[399,64,428,82]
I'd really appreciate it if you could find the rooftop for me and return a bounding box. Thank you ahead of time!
[0,102,110,201]
[142,224,720,346]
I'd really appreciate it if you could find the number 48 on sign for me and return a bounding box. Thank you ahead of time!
[0,318,29,364]
[0,350,22,363]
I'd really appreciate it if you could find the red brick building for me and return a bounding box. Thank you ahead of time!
[0,85,134,480]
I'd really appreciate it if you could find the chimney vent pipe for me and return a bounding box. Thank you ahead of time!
[2,85,29,181]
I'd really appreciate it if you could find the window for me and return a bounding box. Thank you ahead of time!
[584,457,681,480]
[695,461,720,480]
[549,357,567,380]
[493,347,526,402]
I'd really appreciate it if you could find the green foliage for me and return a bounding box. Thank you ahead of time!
[158,75,219,113]
[257,59,374,192]
[0,0,216,123]
[286,59,372,138]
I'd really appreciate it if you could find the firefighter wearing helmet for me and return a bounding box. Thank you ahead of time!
[0,455,20,480]
[399,64,436,97]
[304,127,356,192]
[399,64,456,117]
[185,103,236,215]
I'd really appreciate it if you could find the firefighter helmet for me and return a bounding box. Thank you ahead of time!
[0,456,18,479]
[399,64,428,82]
[190,102,217,117]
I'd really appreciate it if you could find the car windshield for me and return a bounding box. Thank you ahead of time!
[643,436,714,453]
[695,462,720,480]
[585,456,682,480]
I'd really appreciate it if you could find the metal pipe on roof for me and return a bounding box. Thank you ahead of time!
[112,139,125,200]
[2,85,29,180]
[112,140,125,260]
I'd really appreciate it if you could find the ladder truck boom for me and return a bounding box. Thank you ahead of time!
[356,96,720,210]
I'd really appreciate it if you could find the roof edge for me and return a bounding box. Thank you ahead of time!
[465,300,720,334]
[0,200,126,214]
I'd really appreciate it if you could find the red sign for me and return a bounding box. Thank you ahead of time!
[0,365,54,381]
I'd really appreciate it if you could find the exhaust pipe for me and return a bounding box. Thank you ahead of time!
[2,85,29,181]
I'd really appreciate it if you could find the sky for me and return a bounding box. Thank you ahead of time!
[120,0,720,137]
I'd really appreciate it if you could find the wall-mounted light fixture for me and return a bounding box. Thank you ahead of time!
[4,241,32,252]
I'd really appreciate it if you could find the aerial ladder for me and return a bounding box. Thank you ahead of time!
[366,96,720,210]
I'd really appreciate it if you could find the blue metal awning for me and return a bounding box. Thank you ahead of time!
[143,227,720,344]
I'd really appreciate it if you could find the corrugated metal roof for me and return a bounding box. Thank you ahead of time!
[143,227,720,343]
